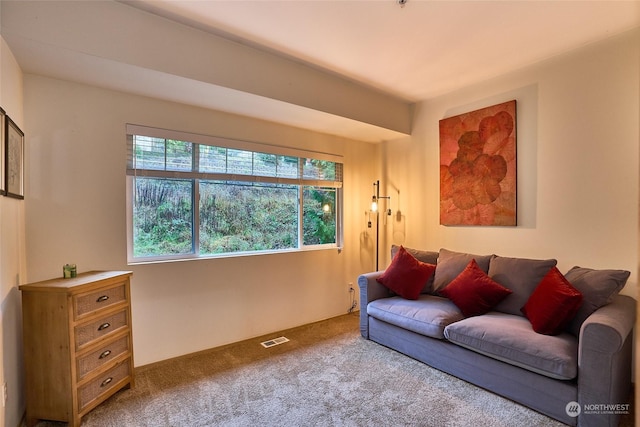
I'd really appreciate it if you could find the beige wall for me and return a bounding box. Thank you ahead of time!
[379,29,639,300]
[23,76,378,367]
[0,36,26,427]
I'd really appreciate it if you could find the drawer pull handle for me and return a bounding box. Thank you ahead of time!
[96,295,109,303]
[99,350,112,359]
[98,322,111,331]
[100,377,113,387]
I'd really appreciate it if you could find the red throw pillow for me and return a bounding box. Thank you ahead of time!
[377,246,436,300]
[439,259,512,317]
[521,267,583,335]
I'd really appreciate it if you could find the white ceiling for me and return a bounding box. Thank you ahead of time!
[2,1,639,142]
[130,0,640,102]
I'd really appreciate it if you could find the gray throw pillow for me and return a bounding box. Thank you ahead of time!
[564,266,630,336]
[433,248,494,292]
[489,256,557,316]
[390,245,439,294]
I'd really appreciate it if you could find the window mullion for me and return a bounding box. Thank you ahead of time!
[297,158,304,248]
[193,179,200,255]
[298,186,304,249]
[164,138,168,170]
[193,144,200,256]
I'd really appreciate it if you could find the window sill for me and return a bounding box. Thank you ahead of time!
[127,245,342,266]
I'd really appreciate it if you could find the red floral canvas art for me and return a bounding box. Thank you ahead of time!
[439,100,516,226]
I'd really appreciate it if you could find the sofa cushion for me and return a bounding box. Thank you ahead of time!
[377,246,437,300]
[489,256,557,316]
[391,245,439,265]
[433,248,494,292]
[438,259,512,317]
[367,295,464,339]
[444,312,578,380]
[564,266,630,336]
[390,245,439,294]
[521,267,583,335]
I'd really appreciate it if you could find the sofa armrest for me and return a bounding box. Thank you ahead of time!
[577,294,636,427]
[579,294,635,357]
[357,271,390,338]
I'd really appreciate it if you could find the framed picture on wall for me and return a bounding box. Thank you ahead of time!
[439,100,517,226]
[0,108,5,196]
[5,115,24,199]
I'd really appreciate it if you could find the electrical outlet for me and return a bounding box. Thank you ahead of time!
[2,382,7,407]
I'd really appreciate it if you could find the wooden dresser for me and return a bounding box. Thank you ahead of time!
[20,271,134,427]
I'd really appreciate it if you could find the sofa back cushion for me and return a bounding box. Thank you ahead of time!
[564,266,630,336]
[488,256,557,316]
[433,248,494,292]
[391,245,439,265]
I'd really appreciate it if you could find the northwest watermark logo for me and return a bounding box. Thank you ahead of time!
[565,401,581,417]
[565,401,630,417]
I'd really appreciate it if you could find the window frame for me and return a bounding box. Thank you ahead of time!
[126,125,343,264]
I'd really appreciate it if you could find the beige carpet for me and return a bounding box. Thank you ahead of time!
[35,313,632,426]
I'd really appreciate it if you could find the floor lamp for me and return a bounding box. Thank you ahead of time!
[370,180,391,271]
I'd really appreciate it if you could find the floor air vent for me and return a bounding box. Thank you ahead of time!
[260,336,290,348]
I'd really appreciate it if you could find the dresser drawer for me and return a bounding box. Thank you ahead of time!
[76,334,131,381]
[75,310,129,350]
[78,359,132,413]
[73,283,127,319]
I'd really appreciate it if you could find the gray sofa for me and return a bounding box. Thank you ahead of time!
[358,247,635,427]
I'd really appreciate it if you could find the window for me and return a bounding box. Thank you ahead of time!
[126,125,343,263]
